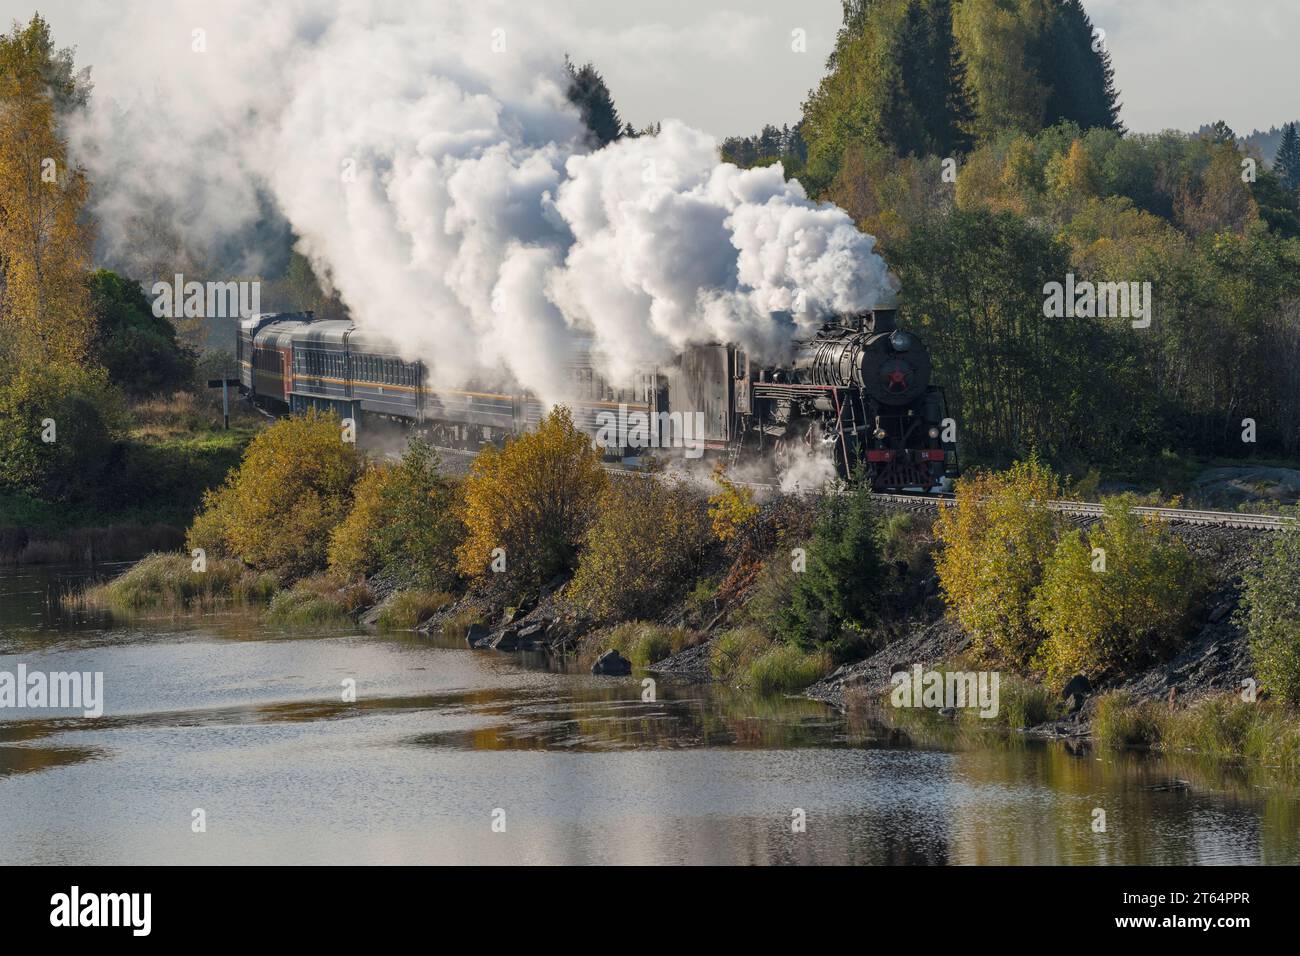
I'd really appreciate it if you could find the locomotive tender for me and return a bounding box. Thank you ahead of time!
[237,301,957,491]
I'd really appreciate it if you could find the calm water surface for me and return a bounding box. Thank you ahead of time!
[2,564,1297,865]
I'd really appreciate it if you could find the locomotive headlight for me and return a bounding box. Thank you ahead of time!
[874,427,887,440]
[928,427,940,439]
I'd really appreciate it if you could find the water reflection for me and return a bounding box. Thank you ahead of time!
[1,564,1297,864]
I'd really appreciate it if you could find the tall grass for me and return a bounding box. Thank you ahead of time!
[707,627,831,694]
[439,606,483,642]
[709,627,771,680]
[743,643,832,695]
[582,622,701,668]
[266,573,373,625]
[377,589,452,629]
[846,666,1064,739]
[1094,691,1300,771]
[65,552,276,614]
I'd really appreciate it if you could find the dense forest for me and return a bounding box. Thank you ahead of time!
[716,0,1300,472]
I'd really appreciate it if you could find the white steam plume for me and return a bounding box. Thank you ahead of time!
[62,0,895,403]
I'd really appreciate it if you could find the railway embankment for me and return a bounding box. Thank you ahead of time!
[63,407,1300,769]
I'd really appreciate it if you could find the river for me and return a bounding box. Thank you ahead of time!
[1,564,1297,865]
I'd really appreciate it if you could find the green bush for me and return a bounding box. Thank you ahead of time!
[328,440,463,590]
[0,364,124,503]
[779,480,884,650]
[1032,495,1202,686]
[1239,512,1300,706]
[88,270,195,397]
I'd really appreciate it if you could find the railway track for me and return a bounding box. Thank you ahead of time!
[436,445,1294,532]
[871,493,1294,530]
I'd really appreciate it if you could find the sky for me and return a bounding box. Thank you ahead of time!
[11,0,1297,139]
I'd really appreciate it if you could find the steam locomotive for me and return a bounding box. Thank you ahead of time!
[237,300,957,491]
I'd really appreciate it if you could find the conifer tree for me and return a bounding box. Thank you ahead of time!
[564,56,622,148]
[1275,122,1300,192]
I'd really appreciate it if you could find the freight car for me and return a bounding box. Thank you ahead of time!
[236,302,958,491]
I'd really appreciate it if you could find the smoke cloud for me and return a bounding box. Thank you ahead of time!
[63,0,895,402]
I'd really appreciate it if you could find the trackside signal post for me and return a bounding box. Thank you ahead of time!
[208,377,240,429]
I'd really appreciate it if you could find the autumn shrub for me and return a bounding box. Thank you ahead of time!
[1239,511,1300,706]
[327,463,388,578]
[456,406,606,589]
[569,476,712,621]
[185,409,363,580]
[329,440,462,589]
[1032,495,1202,686]
[934,456,1064,667]
[707,467,759,543]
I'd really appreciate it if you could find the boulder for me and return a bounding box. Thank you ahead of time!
[1061,674,1092,700]
[516,621,548,648]
[591,649,631,676]
[491,626,521,651]
[465,622,490,647]
[1191,466,1300,508]
[1208,600,1236,624]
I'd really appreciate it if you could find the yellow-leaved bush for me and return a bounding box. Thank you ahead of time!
[1031,496,1202,687]
[933,456,1063,667]
[455,406,607,588]
[326,463,390,579]
[185,409,363,580]
[569,476,713,621]
[707,467,759,543]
